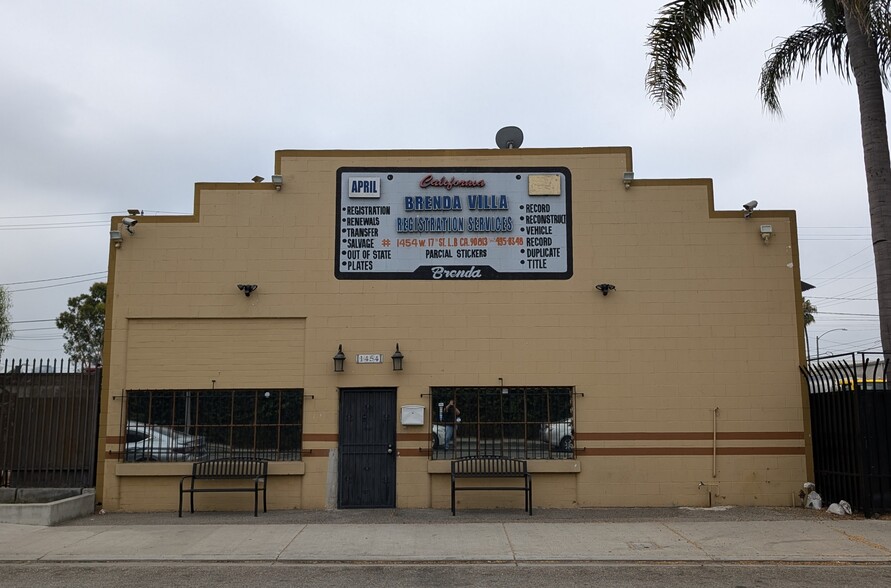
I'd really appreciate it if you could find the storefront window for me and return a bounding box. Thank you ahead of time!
[123,389,303,462]
[430,387,573,460]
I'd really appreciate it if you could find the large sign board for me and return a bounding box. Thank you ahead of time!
[335,167,572,280]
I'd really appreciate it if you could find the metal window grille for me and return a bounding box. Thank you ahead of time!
[430,387,574,460]
[122,389,303,462]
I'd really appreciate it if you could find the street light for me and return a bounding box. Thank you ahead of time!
[815,328,848,360]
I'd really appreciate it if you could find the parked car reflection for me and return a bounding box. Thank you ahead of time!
[540,418,573,452]
[432,423,447,449]
[124,422,207,462]
[433,420,574,454]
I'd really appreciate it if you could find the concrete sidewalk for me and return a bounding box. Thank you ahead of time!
[1,508,890,563]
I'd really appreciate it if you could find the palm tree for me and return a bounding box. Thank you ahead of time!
[646,0,891,355]
[803,296,818,327]
[803,296,818,357]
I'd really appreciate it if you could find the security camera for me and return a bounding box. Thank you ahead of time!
[742,200,758,218]
[122,217,138,233]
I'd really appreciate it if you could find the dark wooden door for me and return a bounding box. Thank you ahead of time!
[338,388,396,508]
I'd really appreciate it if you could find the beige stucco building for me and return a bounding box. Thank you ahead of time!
[97,146,810,513]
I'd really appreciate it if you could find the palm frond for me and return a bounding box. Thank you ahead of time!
[868,0,891,88]
[760,2,891,113]
[839,0,876,33]
[759,20,849,115]
[646,0,756,114]
[819,0,844,24]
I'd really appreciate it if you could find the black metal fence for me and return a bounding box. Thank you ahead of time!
[801,353,891,516]
[0,359,101,488]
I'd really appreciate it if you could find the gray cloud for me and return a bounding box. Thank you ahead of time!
[0,0,882,357]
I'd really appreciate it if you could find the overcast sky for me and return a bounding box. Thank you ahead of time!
[0,1,880,363]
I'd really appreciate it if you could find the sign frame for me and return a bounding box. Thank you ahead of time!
[335,167,573,280]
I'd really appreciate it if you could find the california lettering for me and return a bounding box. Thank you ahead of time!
[419,175,486,190]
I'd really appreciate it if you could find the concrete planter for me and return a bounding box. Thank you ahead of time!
[0,488,95,526]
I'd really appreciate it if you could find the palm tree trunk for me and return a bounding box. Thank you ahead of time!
[844,4,891,356]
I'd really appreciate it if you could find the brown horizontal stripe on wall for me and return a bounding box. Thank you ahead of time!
[105,436,125,445]
[722,432,804,440]
[301,448,330,457]
[303,434,338,442]
[576,446,805,456]
[576,432,804,441]
[398,433,432,442]
[398,448,431,457]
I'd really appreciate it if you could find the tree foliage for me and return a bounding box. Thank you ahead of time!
[803,296,818,326]
[759,1,891,114]
[0,285,12,360]
[56,281,106,366]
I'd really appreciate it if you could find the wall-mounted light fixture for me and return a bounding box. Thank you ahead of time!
[760,224,773,245]
[743,200,758,218]
[122,217,138,234]
[127,209,143,216]
[595,283,616,296]
[391,343,404,371]
[333,344,346,372]
[252,176,264,183]
[271,175,283,191]
[237,284,258,297]
[623,172,634,190]
[110,230,123,248]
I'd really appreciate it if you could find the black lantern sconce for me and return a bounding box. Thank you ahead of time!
[391,343,404,371]
[595,283,616,296]
[333,344,346,372]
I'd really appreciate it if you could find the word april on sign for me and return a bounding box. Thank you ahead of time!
[349,177,381,199]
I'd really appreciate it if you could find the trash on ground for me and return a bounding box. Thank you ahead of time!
[827,500,852,515]
[805,491,822,510]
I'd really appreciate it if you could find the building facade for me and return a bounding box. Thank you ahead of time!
[97,147,809,512]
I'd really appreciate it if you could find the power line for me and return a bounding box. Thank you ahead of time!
[2,271,106,287]
[810,296,877,302]
[0,209,189,220]
[8,277,104,293]
[799,237,871,241]
[13,327,59,332]
[805,244,873,280]
[0,222,109,231]
[813,259,876,288]
[0,211,120,220]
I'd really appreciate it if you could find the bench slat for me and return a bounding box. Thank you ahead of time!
[179,458,268,517]
[450,456,532,516]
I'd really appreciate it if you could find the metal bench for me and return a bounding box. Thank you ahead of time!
[450,456,532,515]
[178,457,268,517]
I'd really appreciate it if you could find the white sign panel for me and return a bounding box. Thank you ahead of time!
[336,168,572,280]
[348,177,382,199]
